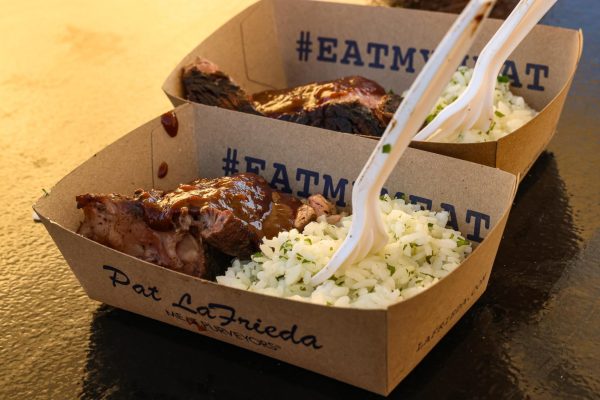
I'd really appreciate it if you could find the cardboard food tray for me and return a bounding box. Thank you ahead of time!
[163,0,582,181]
[35,103,516,395]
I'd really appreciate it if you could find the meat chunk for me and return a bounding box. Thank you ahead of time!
[182,57,260,115]
[377,91,403,122]
[252,76,401,136]
[274,101,387,136]
[181,58,402,136]
[76,193,218,278]
[132,173,303,238]
[76,173,325,280]
[198,207,258,257]
[308,194,337,218]
[293,204,317,231]
[293,195,340,230]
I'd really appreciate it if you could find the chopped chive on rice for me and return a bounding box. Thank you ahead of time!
[457,237,470,247]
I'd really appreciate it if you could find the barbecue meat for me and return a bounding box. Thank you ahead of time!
[273,99,387,136]
[77,173,336,280]
[252,76,400,136]
[181,57,402,136]
[182,57,260,115]
[76,193,221,278]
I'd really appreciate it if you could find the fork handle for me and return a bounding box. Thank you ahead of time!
[355,0,496,196]
[472,0,558,129]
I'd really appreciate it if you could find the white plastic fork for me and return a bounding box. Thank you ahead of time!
[413,0,557,143]
[310,0,496,286]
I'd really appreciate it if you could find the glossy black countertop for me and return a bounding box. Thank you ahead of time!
[1,1,598,398]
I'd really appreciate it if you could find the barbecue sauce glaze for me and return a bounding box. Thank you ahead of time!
[251,76,387,118]
[135,173,302,239]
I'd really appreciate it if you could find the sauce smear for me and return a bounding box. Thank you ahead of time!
[157,162,169,179]
[161,111,178,137]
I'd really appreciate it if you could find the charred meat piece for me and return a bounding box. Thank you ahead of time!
[377,90,403,122]
[181,58,402,136]
[274,100,387,136]
[182,57,260,115]
[252,76,401,136]
[76,173,334,280]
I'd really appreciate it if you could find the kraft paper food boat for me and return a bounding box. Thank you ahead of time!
[162,0,582,181]
[35,103,516,395]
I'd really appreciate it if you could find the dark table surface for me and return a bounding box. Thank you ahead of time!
[1,1,598,399]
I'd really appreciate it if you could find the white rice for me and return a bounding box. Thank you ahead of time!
[216,196,473,309]
[422,66,537,143]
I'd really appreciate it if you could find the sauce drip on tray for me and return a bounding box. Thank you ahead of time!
[161,111,179,137]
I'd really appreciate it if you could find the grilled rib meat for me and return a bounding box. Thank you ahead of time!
[76,193,220,278]
[77,173,337,280]
[182,57,402,136]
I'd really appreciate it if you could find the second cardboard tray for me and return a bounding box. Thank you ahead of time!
[163,0,582,181]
